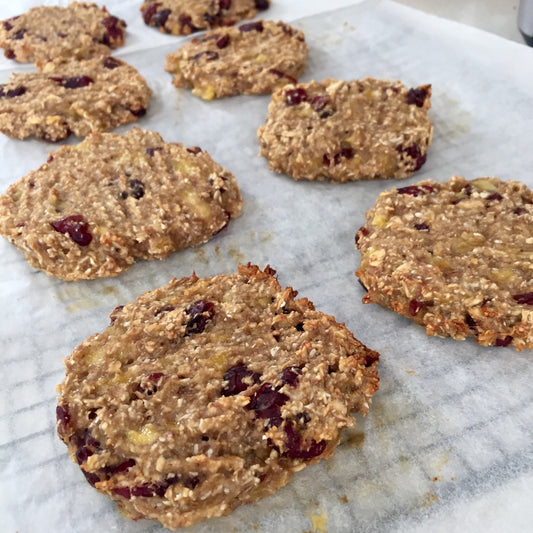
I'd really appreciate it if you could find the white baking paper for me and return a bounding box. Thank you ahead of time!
[1,1,532,532]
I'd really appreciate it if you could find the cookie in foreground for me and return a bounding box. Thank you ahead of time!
[0,128,242,280]
[0,2,126,63]
[56,264,379,529]
[355,176,533,350]
[0,56,150,142]
[165,20,308,100]
[141,0,270,35]
[257,78,433,182]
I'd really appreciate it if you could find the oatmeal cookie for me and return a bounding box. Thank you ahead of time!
[355,176,533,350]
[257,78,433,182]
[165,20,307,100]
[141,0,270,36]
[0,128,242,280]
[56,264,379,529]
[0,56,150,142]
[0,2,126,63]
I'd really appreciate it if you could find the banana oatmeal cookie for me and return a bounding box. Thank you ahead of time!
[56,264,379,529]
[355,176,533,350]
[0,56,150,142]
[0,128,242,280]
[165,20,307,100]
[141,0,270,36]
[0,2,126,63]
[257,78,433,182]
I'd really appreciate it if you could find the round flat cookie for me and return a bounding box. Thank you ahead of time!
[257,78,433,183]
[56,264,379,529]
[0,128,242,280]
[165,20,308,100]
[355,176,533,350]
[0,56,151,142]
[141,0,270,36]
[0,2,126,63]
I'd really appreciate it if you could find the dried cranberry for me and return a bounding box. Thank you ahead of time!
[397,144,426,171]
[101,16,123,41]
[155,304,175,316]
[355,226,369,244]
[102,56,121,69]
[51,76,93,89]
[248,383,288,420]
[219,0,232,8]
[194,50,219,61]
[323,154,332,167]
[465,313,477,330]
[409,300,423,316]
[57,32,67,38]
[414,223,430,231]
[222,364,261,396]
[5,49,15,59]
[114,458,136,473]
[494,336,513,347]
[268,68,297,84]
[0,85,26,98]
[285,87,308,106]
[280,366,301,386]
[179,14,200,34]
[153,8,171,28]
[295,322,304,332]
[56,404,70,437]
[3,21,13,31]
[216,34,230,48]
[82,470,101,486]
[11,28,25,40]
[406,87,428,107]
[128,179,145,199]
[283,421,327,460]
[310,95,331,112]
[184,476,200,490]
[239,21,264,32]
[513,292,533,305]
[76,446,94,464]
[113,486,132,499]
[129,106,146,117]
[141,2,160,24]
[146,146,162,156]
[51,215,92,246]
[339,147,355,159]
[397,184,434,197]
[364,351,379,367]
[513,206,527,215]
[185,300,215,335]
[255,0,270,9]
[186,146,202,154]
[486,192,503,201]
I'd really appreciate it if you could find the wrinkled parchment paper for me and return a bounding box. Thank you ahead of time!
[1,1,532,532]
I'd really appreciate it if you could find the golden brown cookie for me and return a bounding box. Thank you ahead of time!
[355,176,533,350]
[141,0,270,36]
[0,56,151,142]
[165,20,308,100]
[0,128,242,280]
[0,2,126,63]
[257,78,433,182]
[56,264,379,529]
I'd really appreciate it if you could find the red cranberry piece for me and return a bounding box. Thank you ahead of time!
[406,87,428,107]
[57,32,67,38]
[397,144,426,171]
[465,313,477,330]
[0,85,26,98]
[186,146,203,154]
[513,292,533,305]
[141,2,160,24]
[51,215,92,246]
[193,50,219,61]
[3,21,13,31]
[185,300,215,335]
[283,421,327,460]
[285,87,308,106]
[355,226,369,244]
[129,106,146,117]
[248,383,288,420]
[219,0,232,8]
[184,476,200,490]
[414,223,430,231]
[310,95,331,112]
[179,14,200,33]
[146,146,162,156]
[155,304,175,316]
[513,206,527,215]
[240,21,264,33]
[5,49,16,59]
[222,364,261,396]
[295,322,304,332]
[128,179,145,199]
[153,9,171,28]
[82,469,101,486]
[76,446,94,464]
[255,0,270,10]
[11,28,25,40]
[113,486,132,499]
[339,147,355,160]
[102,56,121,69]
[409,299,424,316]
[364,351,379,367]
[280,366,301,386]
[216,34,230,48]
[268,68,297,84]
[486,192,503,201]
[397,184,433,197]
[56,404,71,438]
[101,16,123,41]
[494,336,513,347]
[51,76,94,89]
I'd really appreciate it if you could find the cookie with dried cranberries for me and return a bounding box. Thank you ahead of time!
[0,2,126,63]
[0,128,242,280]
[141,0,270,36]
[165,20,308,100]
[355,176,533,350]
[257,78,433,182]
[56,264,379,529]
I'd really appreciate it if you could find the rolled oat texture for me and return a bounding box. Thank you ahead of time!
[0,128,242,280]
[257,78,433,182]
[56,264,379,529]
[141,0,270,36]
[0,2,126,63]
[165,20,308,100]
[355,176,533,350]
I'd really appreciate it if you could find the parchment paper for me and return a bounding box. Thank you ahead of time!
[1,1,532,532]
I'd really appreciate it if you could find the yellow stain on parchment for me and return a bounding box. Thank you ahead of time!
[421,491,439,507]
[309,508,328,533]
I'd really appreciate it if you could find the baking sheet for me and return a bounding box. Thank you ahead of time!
[1,1,532,532]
